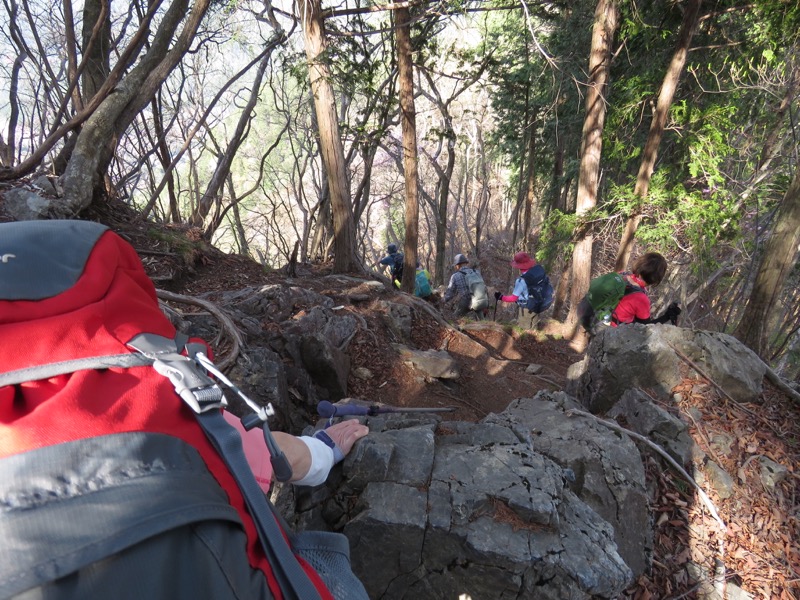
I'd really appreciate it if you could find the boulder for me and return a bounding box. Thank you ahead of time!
[393,344,460,380]
[294,397,636,599]
[3,189,51,220]
[487,392,651,579]
[566,326,766,413]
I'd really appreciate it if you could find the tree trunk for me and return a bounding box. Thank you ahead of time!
[614,0,702,271]
[299,0,358,273]
[733,159,800,357]
[60,0,212,215]
[396,6,419,293]
[522,109,537,248]
[80,0,111,105]
[566,0,619,329]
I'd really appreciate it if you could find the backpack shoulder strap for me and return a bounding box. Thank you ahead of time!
[1,332,325,600]
[129,334,323,600]
[0,353,152,388]
[521,266,547,287]
[623,281,646,296]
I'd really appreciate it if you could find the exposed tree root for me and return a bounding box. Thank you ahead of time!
[156,288,244,371]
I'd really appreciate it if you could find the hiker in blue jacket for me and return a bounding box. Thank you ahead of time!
[378,243,404,288]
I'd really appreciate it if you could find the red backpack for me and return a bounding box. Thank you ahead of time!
[0,220,365,600]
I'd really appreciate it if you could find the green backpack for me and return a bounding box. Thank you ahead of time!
[578,272,627,329]
[414,270,432,297]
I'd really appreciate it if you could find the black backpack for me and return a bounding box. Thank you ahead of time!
[521,265,554,314]
[391,253,404,283]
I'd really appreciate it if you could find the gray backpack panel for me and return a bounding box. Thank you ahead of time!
[0,432,273,600]
[0,220,108,301]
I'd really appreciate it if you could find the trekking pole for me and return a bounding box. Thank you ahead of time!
[317,401,456,428]
[493,301,498,321]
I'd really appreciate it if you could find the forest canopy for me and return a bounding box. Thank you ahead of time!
[1,0,798,376]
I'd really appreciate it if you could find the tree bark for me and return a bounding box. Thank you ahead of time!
[299,0,358,273]
[522,109,537,247]
[80,0,111,105]
[566,0,619,329]
[614,0,702,271]
[733,159,800,357]
[396,6,419,293]
[60,0,212,215]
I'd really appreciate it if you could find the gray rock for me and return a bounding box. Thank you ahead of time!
[392,344,460,380]
[4,189,51,220]
[567,326,766,414]
[487,392,651,579]
[757,456,788,490]
[608,388,695,466]
[31,175,58,196]
[300,333,350,400]
[379,301,412,342]
[704,460,735,499]
[318,394,635,599]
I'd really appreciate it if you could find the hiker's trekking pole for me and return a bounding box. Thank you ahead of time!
[493,301,498,321]
[317,401,456,428]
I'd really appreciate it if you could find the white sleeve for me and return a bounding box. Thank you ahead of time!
[293,436,335,487]
[513,277,528,302]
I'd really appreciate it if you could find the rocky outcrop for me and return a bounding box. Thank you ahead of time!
[566,325,766,413]
[179,281,772,598]
[288,394,637,599]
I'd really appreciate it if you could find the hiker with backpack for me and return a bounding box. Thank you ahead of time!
[414,261,432,298]
[0,220,369,600]
[378,243,404,288]
[493,251,554,317]
[577,251,681,332]
[443,253,489,318]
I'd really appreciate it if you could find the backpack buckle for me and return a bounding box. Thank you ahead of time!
[127,333,227,414]
[152,355,227,413]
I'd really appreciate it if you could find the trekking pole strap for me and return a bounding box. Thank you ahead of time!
[197,410,323,600]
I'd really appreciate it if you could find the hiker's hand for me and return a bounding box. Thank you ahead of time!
[664,302,681,324]
[324,419,369,460]
[494,291,502,301]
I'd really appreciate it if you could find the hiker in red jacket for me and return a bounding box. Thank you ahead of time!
[613,252,680,325]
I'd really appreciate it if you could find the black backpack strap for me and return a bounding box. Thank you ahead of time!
[197,410,323,600]
[129,333,323,600]
[623,283,645,296]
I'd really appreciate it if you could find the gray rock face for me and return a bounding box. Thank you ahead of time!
[608,389,695,467]
[297,395,636,599]
[566,326,765,413]
[487,393,651,579]
[4,189,52,220]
